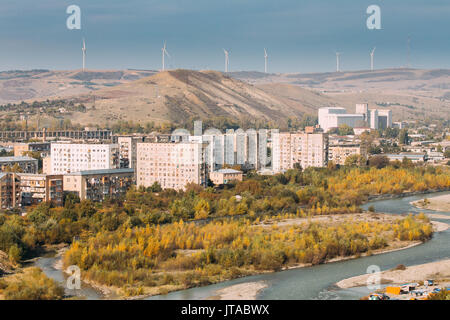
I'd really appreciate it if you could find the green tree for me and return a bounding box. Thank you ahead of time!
[368,155,390,169]
[398,129,409,145]
[8,244,22,264]
[344,154,366,167]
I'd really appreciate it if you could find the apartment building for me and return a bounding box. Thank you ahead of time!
[117,136,146,169]
[0,156,38,173]
[63,168,134,201]
[50,143,119,174]
[328,143,366,165]
[0,172,20,209]
[137,142,207,190]
[201,128,268,171]
[14,142,51,157]
[272,132,328,172]
[18,174,63,207]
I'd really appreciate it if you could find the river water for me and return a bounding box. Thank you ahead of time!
[36,191,450,300]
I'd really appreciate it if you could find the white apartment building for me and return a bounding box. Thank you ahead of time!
[136,142,207,190]
[370,109,379,130]
[272,132,328,172]
[377,109,393,129]
[50,143,119,174]
[200,128,267,171]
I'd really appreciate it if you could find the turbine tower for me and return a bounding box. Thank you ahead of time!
[264,48,268,73]
[82,38,86,71]
[223,49,230,73]
[370,47,376,71]
[407,36,411,68]
[161,41,170,71]
[335,52,342,72]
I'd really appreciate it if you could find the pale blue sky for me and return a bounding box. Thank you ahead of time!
[0,0,449,72]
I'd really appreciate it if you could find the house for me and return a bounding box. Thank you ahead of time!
[210,169,244,185]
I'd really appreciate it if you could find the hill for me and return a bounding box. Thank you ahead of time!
[0,68,448,126]
[231,69,450,122]
[56,69,336,125]
[0,69,155,104]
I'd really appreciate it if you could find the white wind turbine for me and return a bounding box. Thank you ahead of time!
[223,49,230,73]
[264,48,268,73]
[335,52,342,72]
[161,41,170,71]
[370,47,376,71]
[82,38,86,71]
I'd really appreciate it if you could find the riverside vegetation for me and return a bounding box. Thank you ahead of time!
[0,162,449,298]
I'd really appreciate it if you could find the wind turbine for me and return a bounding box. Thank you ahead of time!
[264,48,268,73]
[161,41,170,71]
[407,36,411,68]
[223,49,230,73]
[370,47,376,71]
[335,52,342,72]
[82,38,86,71]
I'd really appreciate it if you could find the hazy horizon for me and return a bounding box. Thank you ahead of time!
[2,67,448,75]
[1,0,449,73]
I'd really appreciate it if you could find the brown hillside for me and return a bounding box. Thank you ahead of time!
[71,70,317,125]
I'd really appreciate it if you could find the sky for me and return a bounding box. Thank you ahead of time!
[0,0,449,73]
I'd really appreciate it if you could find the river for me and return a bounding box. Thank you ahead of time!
[36,191,450,300]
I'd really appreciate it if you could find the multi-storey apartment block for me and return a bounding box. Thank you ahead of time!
[50,143,119,174]
[0,172,20,209]
[63,168,134,201]
[272,132,328,172]
[18,174,64,207]
[137,142,208,190]
[328,143,366,165]
[14,142,51,157]
[201,128,268,171]
[117,136,145,170]
[0,156,39,173]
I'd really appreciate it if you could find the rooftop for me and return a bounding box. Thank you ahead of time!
[0,156,38,163]
[65,168,134,176]
[214,169,243,174]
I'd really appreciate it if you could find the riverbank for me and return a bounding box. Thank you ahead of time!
[411,194,450,212]
[208,281,268,300]
[67,212,433,300]
[367,188,450,203]
[335,259,450,289]
[33,189,449,301]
